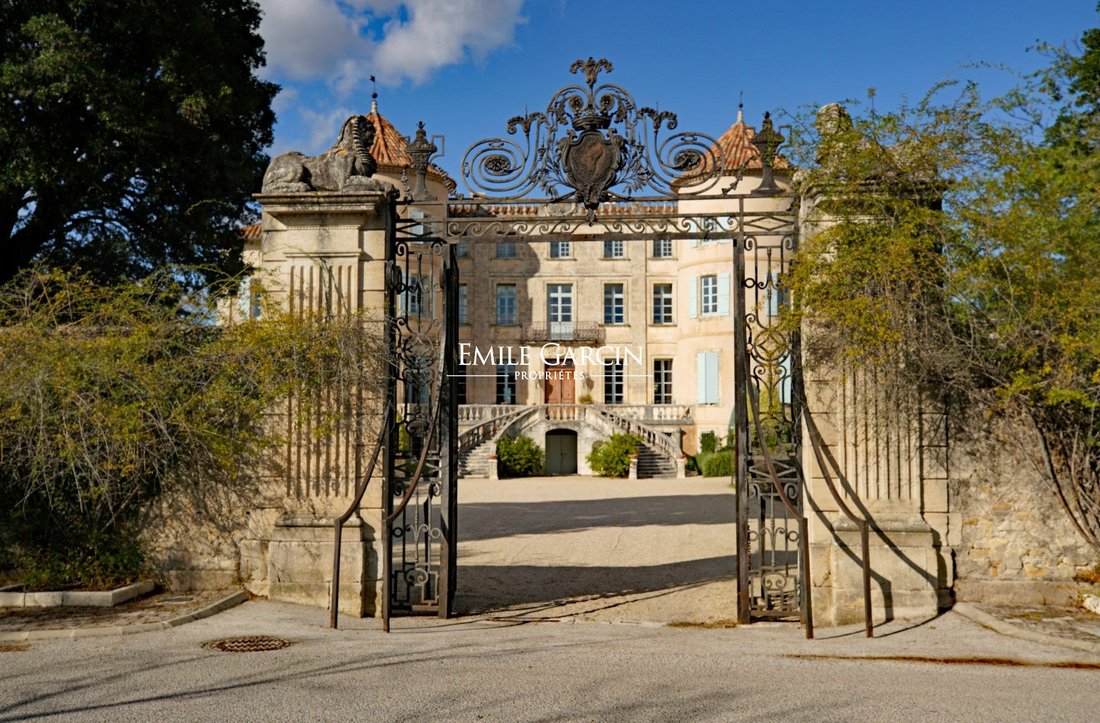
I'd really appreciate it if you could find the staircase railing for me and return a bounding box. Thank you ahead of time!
[589,405,682,466]
[457,406,532,455]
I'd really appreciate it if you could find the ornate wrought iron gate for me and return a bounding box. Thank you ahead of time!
[381,208,459,626]
[733,215,811,633]
[369,57,810,631]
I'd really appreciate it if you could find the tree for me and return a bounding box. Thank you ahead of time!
[0,268,385,589]
[0,0,277,288]
[785,14,1100,550]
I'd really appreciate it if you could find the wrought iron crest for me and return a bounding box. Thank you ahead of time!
[461,58,724,220]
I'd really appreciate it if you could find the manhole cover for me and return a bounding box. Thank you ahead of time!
[203,635,293,653]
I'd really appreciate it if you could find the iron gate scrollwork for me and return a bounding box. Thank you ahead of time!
[733,212,812,635]
[368,57,811,633]
[382,209,458,626]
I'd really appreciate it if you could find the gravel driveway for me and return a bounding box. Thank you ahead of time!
[456,475,739,624]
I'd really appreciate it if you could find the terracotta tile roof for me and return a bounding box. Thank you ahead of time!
[694,117,792,175]
[366,107,456,191]
[241,222,262,241]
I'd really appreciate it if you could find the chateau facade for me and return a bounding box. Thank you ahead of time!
[248,103,793,476]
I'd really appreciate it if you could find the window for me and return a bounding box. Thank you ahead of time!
[496,284,516,325]
[247,278,263,320]
[550,240,571,258]
[652,237,673,258]
[700,275,718,315]
[495,241,516,258]
[406,359,431,405]
[603,283,625,325]
[409,209,426,237]
[604,360,624,404]
[458,284,468,325]
[653,359,673,405]
[765,272,786,319]
[696,351,719,404]
[690,273,729,318]
[402,275,428,317]
[652,283,673,324]
[496,364,516,404]
[547,283,573,339]
[455,364,468,405]
[454,242,468,258]
[603,238,624,258]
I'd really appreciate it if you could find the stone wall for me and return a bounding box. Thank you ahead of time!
[950,411,1097,605]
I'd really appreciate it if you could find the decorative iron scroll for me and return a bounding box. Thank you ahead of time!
[461,57,725,220]
[735,220,809,627]
[445,206,798,242]
[383,213,458,620]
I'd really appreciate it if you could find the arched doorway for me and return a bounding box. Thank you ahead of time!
[545,429,578,474]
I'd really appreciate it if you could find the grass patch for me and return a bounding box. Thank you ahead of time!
[667,619,738,629]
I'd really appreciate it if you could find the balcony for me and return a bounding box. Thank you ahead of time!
[459,403,693,426]
[521,321,603,344]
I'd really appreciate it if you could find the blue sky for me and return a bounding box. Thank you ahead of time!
[257,0,1097,185]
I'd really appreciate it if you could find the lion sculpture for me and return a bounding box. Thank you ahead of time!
[262,115,387,193]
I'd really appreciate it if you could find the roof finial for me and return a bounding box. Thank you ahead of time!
[370,75,378,114]
[737,91,743,124]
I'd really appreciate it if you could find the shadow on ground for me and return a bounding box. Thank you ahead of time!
[458,494,734,542]
[456,556,736,614]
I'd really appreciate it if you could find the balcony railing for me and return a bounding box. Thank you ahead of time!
[521,321,603,344]
[459,403,692,426]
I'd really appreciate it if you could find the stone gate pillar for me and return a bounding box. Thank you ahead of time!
[246,190,393,617]
[238,115,397,616]
[797,185,954,627]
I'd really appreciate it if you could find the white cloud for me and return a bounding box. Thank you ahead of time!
[258,0,371,81]
[373,0,526,85]
[298,105,357,152]
[258,0,525,90]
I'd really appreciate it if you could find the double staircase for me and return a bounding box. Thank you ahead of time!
[457,404,688,479]
[456,406,533,478]
[635,444,678,478]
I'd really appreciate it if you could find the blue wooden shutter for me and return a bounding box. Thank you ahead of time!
[706,352,719,403]
[696,353,707,403]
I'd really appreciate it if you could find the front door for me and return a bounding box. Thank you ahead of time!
[546,430,578,474]
[544,361,575,404]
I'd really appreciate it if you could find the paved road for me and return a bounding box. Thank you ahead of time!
[3,476,1099,721]
[1,601,1099,721]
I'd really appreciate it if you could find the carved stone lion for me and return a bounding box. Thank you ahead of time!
[262,115,387,193]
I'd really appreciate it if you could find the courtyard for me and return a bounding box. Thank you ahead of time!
[456,476,739,624]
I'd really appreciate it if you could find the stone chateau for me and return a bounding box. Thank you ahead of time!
[155,95,1094,627]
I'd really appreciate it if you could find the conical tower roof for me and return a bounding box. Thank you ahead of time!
[692,110,791,177]
[365,101,456,191]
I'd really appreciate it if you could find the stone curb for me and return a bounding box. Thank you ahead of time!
[953,602,1100,656]
[0,590,249,642]
[0,580,156,608]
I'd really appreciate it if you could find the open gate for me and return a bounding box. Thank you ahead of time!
[380,208,459,627]
[353,57,812,631]
[733,216,811,633]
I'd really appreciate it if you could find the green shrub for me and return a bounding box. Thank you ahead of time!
[700,431,718,454]
[496,435,545,477]
[587,433,640,477]
[685,455,701,474]
[0,267,386,589]
[10,523,149,591]
[701,449,734,478]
